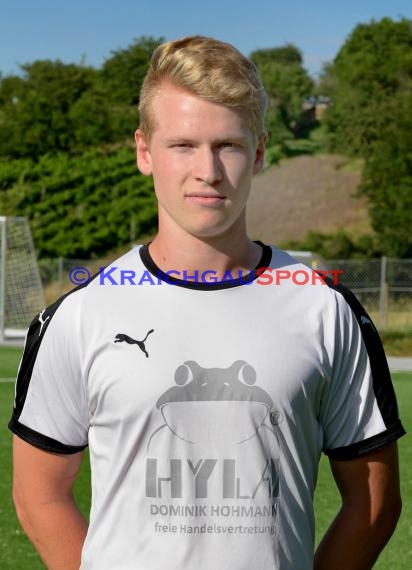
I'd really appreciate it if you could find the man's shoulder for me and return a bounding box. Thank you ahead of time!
[264,245,330,288]
[262,244,361,316]
[266,246,305,270]
[30,247,145,337]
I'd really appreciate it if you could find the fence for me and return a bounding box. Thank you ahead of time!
[38,256,114,303]
[38,256,412,331]
[328,257,412,330]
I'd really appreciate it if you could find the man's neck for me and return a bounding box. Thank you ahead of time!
[148,228,262,280]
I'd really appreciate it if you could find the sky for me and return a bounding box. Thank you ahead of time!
[0,0,411,79]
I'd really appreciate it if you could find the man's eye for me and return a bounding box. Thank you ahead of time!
[220,142,238,148]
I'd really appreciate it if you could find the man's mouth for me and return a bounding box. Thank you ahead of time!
[186,193,226,205]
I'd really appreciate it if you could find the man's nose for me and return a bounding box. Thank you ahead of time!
[193,147,223,185]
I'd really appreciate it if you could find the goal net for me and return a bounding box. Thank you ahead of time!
[0,216,45,342]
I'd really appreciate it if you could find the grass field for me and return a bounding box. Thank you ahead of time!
[0,347,410,568]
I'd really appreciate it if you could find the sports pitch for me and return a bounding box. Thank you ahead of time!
[0,347,410,569]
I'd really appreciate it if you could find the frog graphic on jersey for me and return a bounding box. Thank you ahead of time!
[148,360,280,450]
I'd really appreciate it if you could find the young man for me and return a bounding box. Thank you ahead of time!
[9,36,404,570]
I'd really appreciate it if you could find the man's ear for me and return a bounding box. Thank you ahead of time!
[135,129,153,176]
[252,133,267,175]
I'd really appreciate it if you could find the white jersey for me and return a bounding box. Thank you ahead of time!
[9,243,405,570]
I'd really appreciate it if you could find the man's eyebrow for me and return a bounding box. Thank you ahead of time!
[164,138,194,144]
[213,135,249,144]
[164,135,249,144]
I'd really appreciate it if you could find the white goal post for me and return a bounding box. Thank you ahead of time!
[0,216,45,342]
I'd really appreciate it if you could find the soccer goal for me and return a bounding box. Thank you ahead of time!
[0,216,45,342]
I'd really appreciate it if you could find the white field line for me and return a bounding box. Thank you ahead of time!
[0,378,16,383]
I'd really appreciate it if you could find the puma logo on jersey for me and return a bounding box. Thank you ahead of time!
[38,309,50,335]
[114,330,154,358]
[360,316,376,332]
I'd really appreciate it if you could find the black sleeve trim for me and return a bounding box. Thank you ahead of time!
[8,417,88,455]
[324,277,402,430]
[324,420,406,460]
[11,270,99,424]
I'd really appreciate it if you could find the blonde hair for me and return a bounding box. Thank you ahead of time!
[138,35,268,140]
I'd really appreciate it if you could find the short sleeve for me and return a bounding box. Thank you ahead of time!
[8,291,90,454]
[320,281,405,459]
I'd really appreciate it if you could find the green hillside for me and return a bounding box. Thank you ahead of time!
[1,18,412,260]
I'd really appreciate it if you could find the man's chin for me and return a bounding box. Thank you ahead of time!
[187,222,245,242]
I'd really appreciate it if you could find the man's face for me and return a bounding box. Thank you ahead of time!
[136,81,265,241]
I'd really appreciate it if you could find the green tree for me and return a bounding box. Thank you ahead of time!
[251,44,303,67]
[321,17,412,156]
[319,17,412,256]
[0,60,100,158]
[68,89,114,148]
[250,45,314,151]
[359,93,412,257]
[100,36,163,105]
[0,74,26,106]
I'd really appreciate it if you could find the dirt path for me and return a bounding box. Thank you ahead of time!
[247,154,370,245]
